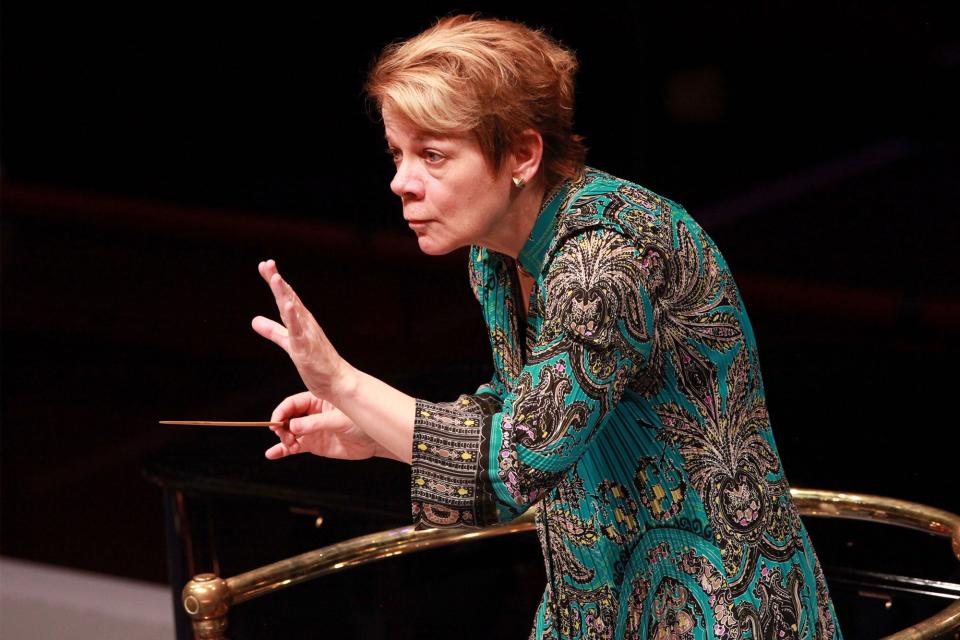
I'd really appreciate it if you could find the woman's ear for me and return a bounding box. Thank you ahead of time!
[509,128,544,182]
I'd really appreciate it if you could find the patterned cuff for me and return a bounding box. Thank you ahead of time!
[410,394,500,530]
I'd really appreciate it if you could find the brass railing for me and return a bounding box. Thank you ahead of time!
[181,488,960,639]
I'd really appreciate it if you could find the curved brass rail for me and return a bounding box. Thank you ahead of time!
[182,489,960,639]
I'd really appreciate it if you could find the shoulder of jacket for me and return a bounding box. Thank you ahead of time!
[556,167,683,243]
[544,168,687,270]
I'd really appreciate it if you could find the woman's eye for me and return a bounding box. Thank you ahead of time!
[385,147,443,166]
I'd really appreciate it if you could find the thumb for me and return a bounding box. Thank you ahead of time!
[252,316,291,351]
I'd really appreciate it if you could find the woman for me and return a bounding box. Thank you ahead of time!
[251,14,843,640]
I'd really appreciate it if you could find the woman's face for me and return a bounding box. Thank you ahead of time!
[383,106,514,256]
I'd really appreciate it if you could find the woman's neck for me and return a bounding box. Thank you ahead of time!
[478,177,549,259]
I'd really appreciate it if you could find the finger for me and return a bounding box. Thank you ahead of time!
[269,271,287,303]
[251,316,291,351]
[256,262,308,347]
[266,432,304,458]
[284,300,305,339]
[265,414,295,448]
[265,442,286,459]
[261,263,295,322]
[270,391,319,423]
[270,269,310,318]
[269,273,299,332]
[264,262,301,304]
[265,441,299,460]
[273,422,297,449]
[264,268,316,345]
[259,259,278,285]
[289,412,338,436]
[271,392,318,448]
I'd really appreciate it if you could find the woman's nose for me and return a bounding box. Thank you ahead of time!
[389,159,424,200]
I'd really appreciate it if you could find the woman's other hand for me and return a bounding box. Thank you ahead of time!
[252,259,355,399]
[265,391,388,460]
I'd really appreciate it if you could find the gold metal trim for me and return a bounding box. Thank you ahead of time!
[181,489,960,639]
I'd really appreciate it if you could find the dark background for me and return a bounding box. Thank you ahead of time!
[2,1,958,635]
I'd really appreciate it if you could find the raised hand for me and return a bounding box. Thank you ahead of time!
[251,259,413,464]
[251,259,353,399]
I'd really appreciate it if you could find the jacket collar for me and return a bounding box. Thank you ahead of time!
[516,176,575,277]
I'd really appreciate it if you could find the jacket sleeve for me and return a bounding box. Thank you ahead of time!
[411,228,655,529]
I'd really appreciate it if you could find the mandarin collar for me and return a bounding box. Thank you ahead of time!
[516,177,574,277]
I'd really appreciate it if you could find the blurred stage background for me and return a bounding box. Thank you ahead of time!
[2,2,958,638]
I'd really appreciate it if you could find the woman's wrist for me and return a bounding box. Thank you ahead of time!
[324,359,359,405]
[318,359,416,466]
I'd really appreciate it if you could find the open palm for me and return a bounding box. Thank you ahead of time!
[251,259,348,399]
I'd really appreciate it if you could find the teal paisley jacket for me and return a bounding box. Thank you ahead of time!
[410,166,843,640]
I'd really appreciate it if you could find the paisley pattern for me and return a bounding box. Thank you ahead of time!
[649,577,705,640]
[410,167,843,638]
[656,345,803,585]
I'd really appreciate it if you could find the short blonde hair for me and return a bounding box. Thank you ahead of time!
[363,14,587,189]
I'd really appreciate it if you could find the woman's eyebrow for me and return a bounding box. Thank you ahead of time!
[384,132,446,145]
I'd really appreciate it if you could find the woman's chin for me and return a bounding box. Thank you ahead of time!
[415,235,455,256]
